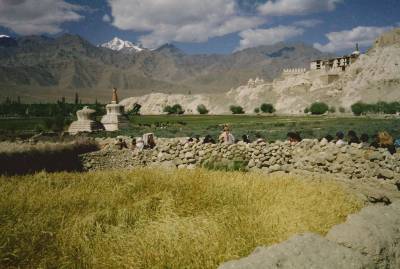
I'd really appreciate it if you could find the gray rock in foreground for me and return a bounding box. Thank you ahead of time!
[326,202,400,269]
[219,202,400,269]
[219,233,374,269]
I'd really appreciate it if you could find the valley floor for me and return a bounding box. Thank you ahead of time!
[1,115,400,142]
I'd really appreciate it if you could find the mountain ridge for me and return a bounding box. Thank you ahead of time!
[0,33,331,102]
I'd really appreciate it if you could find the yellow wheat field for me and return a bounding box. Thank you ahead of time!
[0,169,362,269]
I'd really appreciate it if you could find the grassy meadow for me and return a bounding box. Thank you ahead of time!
[2,115,399,142]
[0,169,362,269]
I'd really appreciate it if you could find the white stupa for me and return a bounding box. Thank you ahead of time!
[101,88,129,131]
[351,43,361,57]
[68,106,104,134]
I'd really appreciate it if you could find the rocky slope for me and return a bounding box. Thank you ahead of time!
[0,34,329,102]
[121,28,400,115]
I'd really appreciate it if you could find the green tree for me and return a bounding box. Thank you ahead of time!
[351,102,367,116]
[164,104,185,115]
[127,103,142,116]
[309,102,329,115]
[260,103,275,113]
[230,105,245,114]
[74,92,79,105]
[197,104,209,115]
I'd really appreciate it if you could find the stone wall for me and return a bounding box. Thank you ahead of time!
[82,137,400,186]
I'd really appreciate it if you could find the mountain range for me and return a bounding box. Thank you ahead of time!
[120,28,400,115]
[0,34,332,102]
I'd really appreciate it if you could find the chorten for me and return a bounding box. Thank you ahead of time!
[68,106,104,134]
[101,88,129,131]
[352,43,361,57]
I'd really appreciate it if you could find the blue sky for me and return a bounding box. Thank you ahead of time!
[0,0,399,55]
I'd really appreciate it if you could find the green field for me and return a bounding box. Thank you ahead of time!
[1,115,400,141]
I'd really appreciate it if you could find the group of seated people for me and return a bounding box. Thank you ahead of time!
[115,125,399,155]
[115,133,156,151]
[325,130,397,154]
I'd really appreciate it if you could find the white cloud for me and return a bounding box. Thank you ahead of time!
[258,0,342,16]
[293,19,322,28]
[0,0,84,35]
[314,26,392,53]
[236,25,304,51]
[106,0,265,48]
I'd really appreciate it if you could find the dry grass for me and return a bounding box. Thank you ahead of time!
[0,139,98,175]
[0,169,362,269]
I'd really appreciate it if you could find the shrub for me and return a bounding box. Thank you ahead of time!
[260,103,275,114]
[230,105,245,114]
[351,101,400,116]
[254,108,260,114]
[197,104,209,115]
[304,107,310,114]
[164,104,185,115]
[127,103,141,116]
[329,106,336,113]
[351,102,367,116]
[339,107,346,113]
[309,102,329,115]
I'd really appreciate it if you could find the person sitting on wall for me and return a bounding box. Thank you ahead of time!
[143,133,156,149]
[359,133,370,148]
[136,137,145,151]
[115,138,128,150]
[131,138,137,150]
[320,134,334,144]
[255,133,266,143]
[347,130,360,145]
[377,131,396,155]
[203,135,216,144]
[335,131,346,147]
[242,134,251,144]
[219,125,235,144]
[287,132,302,144]
[370,134,379,148]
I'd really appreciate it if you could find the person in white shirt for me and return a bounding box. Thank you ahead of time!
[219,125,235,144]
[335,131,346,147]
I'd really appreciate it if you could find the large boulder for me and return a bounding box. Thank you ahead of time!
[218,233,373,269]
[326,201,400,269]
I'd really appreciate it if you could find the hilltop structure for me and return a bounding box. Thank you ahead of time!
[310,44,361,71]
[247,77,265,88]
[101,88,129,131]
[68,106,104,134]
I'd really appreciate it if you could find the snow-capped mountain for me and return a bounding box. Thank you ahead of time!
[100,37,143,52]
[0,34,17,47]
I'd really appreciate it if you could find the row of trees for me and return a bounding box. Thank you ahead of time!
[162,103,276,115]
[0,96,105,118]
[351,101,400,116]
[304,101,400,116]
